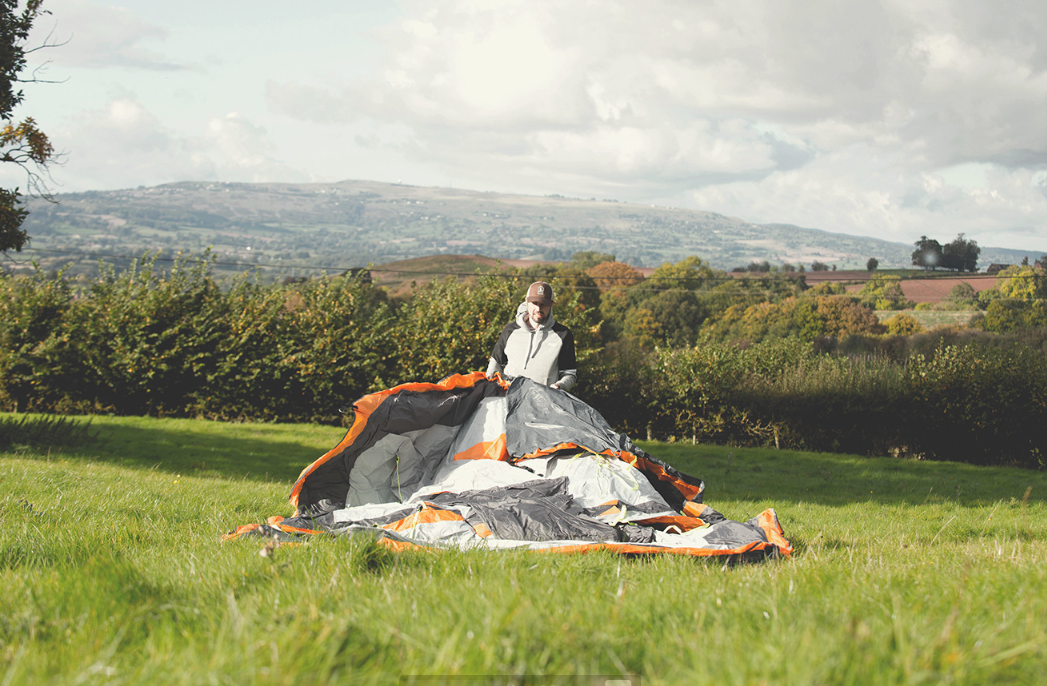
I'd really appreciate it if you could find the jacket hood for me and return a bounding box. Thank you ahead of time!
[515,301,556,331]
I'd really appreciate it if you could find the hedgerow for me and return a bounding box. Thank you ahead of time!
[585,336,1047,469]
[0,255,394,423]
[0,256,599,424]
[3,255,1046,468]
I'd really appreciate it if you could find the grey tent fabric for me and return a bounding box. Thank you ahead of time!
[228,372,792,561]
[426,477,620,542]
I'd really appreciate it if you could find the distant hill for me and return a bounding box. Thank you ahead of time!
[11,179,1042,279]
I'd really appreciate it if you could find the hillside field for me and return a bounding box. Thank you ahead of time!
[3,413,1047,685]
[339,255,1005,307]
[14,179,1041,282]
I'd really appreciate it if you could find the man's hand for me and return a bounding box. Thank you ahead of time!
[550,383,560,390]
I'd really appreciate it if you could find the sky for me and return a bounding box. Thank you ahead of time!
[5,0,1047,251]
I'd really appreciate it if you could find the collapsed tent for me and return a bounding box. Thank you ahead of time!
[226,372,792,560]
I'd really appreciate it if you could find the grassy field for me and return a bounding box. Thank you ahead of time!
[875,309,979,329]
[3,413,1046,685]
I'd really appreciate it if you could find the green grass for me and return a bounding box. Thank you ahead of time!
[876,309,978,328]
[3,414,1047,685]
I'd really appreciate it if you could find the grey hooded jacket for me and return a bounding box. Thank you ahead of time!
[486,303,577,390]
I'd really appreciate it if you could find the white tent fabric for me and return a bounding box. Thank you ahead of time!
[228,373,792,561]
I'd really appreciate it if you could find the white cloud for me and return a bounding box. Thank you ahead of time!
[33,0,190,71]
[25,98,306,191]
[202,112,309,184]
[265,2,1047,192]
[16,0,1047,251]
[690,146,1047,250]
[54,98,211,189]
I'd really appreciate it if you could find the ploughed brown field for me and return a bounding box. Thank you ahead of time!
[802,270,998,304]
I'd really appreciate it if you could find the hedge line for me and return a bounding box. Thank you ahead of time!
[3,257,1045,468]
[0,255,605,423]
[586,337,1047,469]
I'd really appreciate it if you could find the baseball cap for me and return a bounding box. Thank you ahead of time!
[525,281,554,305]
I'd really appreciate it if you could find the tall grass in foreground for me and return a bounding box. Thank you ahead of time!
[3,414,1047,685]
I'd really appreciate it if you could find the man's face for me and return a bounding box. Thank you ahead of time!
[527,300,552,327]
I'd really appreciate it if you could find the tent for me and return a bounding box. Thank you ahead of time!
[226,373,792,561]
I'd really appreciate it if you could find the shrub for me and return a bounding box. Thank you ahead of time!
[389,274,517,384]
[736,353,909,455]
[978,299,1047,333]
[583,339,657,436]
[994,265,1047,300]
[0,255,397,423]
[589,335,1047,468]
[945,282,978,309]
[806,283,846,296]
[198,272,394,423]
[858,274,913,310]
[587,261,644,290]
[701,296,884,343]
[4,255,1047,469]
[69,253,229,415]
[884,313,923,336]
[904,344,1047,467]
[0,264,79,412]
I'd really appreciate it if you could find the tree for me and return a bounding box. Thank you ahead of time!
[995,265,1047,300]
[644,289,708,347]
[0,0,56,253]
[866,257,878,272]
[944,282,978,309]
[587,260,644,290]
[806,282,846,296]
[622,306,661,349]
[811,261,830,272]
[883,312,923,336]
[567,251,615,271]
[979,299,1047,333]
[941,233,980,272]
[857,274,912,310]
[514,261,601,314]
[700,295,883,343]
[911,236,943,270]
[648,255,717,291]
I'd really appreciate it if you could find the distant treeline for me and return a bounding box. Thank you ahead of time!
[3,251,1046,469]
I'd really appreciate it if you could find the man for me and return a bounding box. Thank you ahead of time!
[487,281,577,391]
